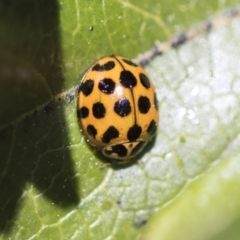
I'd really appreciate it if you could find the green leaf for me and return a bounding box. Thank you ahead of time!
[140,154,240,240]
[140,11,240,240]
[1,0,240,239]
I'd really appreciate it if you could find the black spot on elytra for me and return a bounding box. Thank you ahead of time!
[87,125,97,138]
[98,79,115,94]
[127,124,142,141]
[154,93,158,110]
[140,73,150,89]
[92,102,106,119]
[77,107,89,118]
[92,61,115,71]
[138,96,150,114]
[120,70,137,89]
[102,126,119,143]
[114,98,131,117]
[79,80,94,96]
[105,144,128,157]
[147,120,157,135]
[122,58,138,67]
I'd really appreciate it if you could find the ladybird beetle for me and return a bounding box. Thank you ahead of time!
[77,55,158,165]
